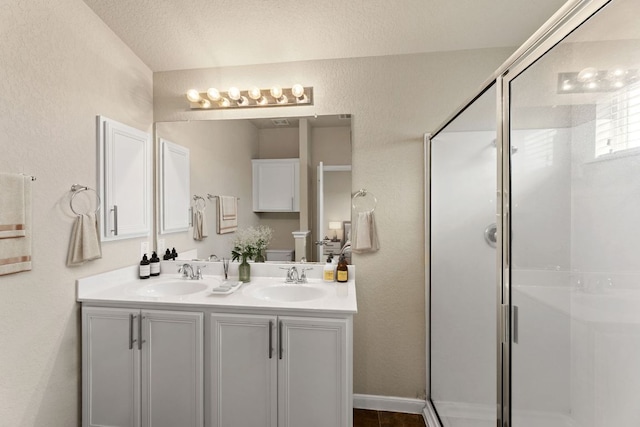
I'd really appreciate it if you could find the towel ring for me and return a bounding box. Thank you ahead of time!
[70,184,100,215]
[352,189,377,213]
[193,195,206,210]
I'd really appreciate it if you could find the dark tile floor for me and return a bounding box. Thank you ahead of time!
[354,409,427,427]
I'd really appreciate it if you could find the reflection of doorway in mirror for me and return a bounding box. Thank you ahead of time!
[316,163,351,262]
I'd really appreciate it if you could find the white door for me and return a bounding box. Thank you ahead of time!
[141,310,203,427]
[317,161,325,262]
[210,313,278,427]
[82,307,141,427]
[278,317,350,427]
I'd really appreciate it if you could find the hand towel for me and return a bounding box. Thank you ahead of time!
[0,173,26,238]
[193,206,208,241]
[0,176,32,275]
[220,196,237,220]
[66,212,102,267]
[352,211,380,253]
[216,196,238,234]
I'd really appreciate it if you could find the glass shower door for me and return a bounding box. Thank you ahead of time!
[430,85,498,427]
[507,0,640,425]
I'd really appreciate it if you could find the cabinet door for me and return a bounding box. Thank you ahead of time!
[278,317,349,427]
[82,307,141,427]
[210,313,278,427]
[252,159,300,212]
[99,116,151,240]
[141,310,203,427]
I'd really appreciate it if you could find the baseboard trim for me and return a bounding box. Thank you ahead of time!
[353,394,426,415]
[422,400,441,427]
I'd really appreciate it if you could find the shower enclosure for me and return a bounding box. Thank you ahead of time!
[426,0,640,426]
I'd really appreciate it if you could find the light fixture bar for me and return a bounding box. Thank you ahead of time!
[186,86,314,109]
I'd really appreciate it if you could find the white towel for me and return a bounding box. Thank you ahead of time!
[216,196,238,234]
[0,173,26,238]
[0,175,32,275]
[193,206,208,240]
[220,196,237,220]
[352,211,379,253]
[67,212,102,267]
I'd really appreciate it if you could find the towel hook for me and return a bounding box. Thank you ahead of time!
[70,184,101,215]
[352,188,377,213]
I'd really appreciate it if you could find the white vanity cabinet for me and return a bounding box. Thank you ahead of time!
[82,307,203,427]
[252,159,300,212]
[210,313,351,427]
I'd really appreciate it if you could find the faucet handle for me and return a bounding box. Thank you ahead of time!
[196,265,206,280]
[298,267,312,283]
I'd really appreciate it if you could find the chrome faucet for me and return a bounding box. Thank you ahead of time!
[178,263,196,279]
[282,266,299,283]
[281,266,312,284]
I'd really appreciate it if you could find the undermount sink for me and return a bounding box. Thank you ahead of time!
[248,284,328,302]
[137,280,208,297]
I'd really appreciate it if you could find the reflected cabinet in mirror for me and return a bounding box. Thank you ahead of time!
[154,115,352,263]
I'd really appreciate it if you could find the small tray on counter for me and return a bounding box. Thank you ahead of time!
[210,280,243,295]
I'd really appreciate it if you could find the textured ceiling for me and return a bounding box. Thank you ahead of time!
[82,0,569,72]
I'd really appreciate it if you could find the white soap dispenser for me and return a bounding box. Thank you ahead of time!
[323,255,335,282]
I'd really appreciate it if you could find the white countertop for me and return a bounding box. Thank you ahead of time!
[77,261,357,314]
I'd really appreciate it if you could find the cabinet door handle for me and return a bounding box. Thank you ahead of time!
[111,205,119,236]
[268,320,273,359]
[291,197,294,211]
[129,314,136,350]
[189,207,193,227]
[138,315,145,350]
[278,321,283,360]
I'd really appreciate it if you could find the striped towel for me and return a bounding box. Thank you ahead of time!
[0,174,32,275]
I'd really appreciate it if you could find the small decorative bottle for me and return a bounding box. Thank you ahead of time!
[150,251,160,277]
[336,254,348,283]
[139,254,150,279]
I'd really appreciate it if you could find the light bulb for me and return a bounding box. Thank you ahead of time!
[228,87,241,101]
[270,86,283,99]
[613,80,625,88]
[291,84,304,98]
[237,96,249,106]
[257,96,268,105]
[248,87,262,100]
[186,89,201,103]
[586,81,598,90]
[199,99,211,108]
[207,88,221,101]
[607,67,625,80]
[277,94,289,104]
[219,97,231,107]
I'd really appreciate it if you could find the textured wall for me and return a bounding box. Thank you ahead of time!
[153,48,514,398]
[0,0,153,426]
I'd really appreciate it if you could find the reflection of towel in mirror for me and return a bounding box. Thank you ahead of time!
[0,173,26,238]
[67,213,102,267]
[193,206,208,241]
[216,196,238,234]
[352,211,379,253]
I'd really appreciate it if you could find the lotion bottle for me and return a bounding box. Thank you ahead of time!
[139,254,150,279]
[336,254,348,283]
[150,251,160,277]
[323,255,335,282]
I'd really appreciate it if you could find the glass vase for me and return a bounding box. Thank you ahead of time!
[255,249,265,263]
[239,259,251,282]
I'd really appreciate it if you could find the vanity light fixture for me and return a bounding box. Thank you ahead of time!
[558,67,639,93]
[185,85,313,109]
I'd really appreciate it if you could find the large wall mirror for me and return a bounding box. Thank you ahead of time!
[154,114,352,263]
